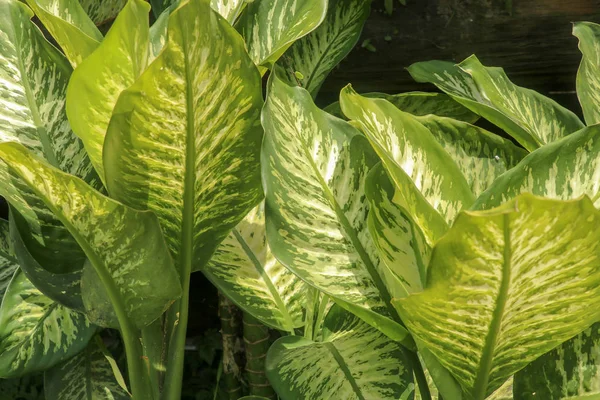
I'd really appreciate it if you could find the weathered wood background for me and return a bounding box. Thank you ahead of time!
[319,0,600,116]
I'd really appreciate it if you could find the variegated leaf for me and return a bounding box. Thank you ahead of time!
[325,91,479,124]
[24,0,102,66]
[44,336,130,400]
[266,306,414,400]
[395,194,600,399]
[366,164,427,298]
[408,56,584,151]
[104,0,263,274]
[205,203,307,333]
[340,86,473,243]
[79,0,128,25]
[472,125,600,210]
[278,0,371,98]
[149,0,177,17]
[262,69,410,344]
[210,0,246,23]
[0,218,18,302]
[67,0,150,183]
[514,323,600,399]
[0,142,182,329]
[0,269,95,377]
[236,0,327,73]
[415,115,527,197]
[574,22,600,126]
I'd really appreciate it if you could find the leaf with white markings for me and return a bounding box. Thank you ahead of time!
[0,219,18,301]
[0,142,182,329]
[408,56,584,151]
[278,0,371,98]
[205,203,307,333]
[574,22,600,125]
[472,125,600,210]
[79,0,128,25]
[395,194,600,399]
[44,336,130,400]
[514,323,600,399]
[0,269,95,377]
[266,306,414,400]
[236,0,327,73]
[67,0,150,183]
[24,0,101,66]
[340,86,473,243]
[325,91,480,123]
[104,0,264,275]
[262,69,411,344]
[415,115,527,197]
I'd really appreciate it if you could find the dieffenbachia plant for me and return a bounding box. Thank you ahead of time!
[3,0,600,398]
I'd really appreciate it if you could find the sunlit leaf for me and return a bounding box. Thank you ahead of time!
[574,21,600,125]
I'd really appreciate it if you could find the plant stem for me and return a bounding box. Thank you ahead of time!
[141,318,166,398]
[407,351,432,400]
[219,294,245,399]
[121,324,154,400]
[243,313,276,399]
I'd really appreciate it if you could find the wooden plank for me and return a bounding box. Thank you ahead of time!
[319,0,600,114]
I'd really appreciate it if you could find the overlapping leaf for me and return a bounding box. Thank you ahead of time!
[79,0,128,25]
[67,0,150,182]
[104,0,264,274]
[574,21,600,125]
[278,0,371,98]
[0,219,17,301]
[205,203,307,333]
[266,306,414,400]
[325,91,479,124]
[23,0,101,66]
[262,69,410,343]
[408,56,584,151]
[514,323,600,399]
[236,0,327,72]
[473,125,600,210]
[0,142,182,329]
[340,87,473,243]
[0,269,95,377]
[395,194,600,399]
[44,336,130,400]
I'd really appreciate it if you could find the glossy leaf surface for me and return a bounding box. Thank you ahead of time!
[396,194,600,399]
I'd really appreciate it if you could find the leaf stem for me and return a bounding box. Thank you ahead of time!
[407,351,431,400]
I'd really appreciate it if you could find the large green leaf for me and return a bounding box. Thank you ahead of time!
[415,115,527,197]
[277,0,371,98]
[325,91,480,124]
[0,142,182,329]
[235,0,327,72]
[574,22,600,126]
[205,203,307,333]
[514,323,600,399]
[262,69,410,344]
[66,0,150,183]
[340,86,473,243]
[23,0,101,66]
[408,56,584,151]
[472,125,600,210]
[395,193,600,399]
[266,306,414,400]
[104,0,264,274]
[44,336,130,400]
[79,0,128,25]
[0,269,95,377]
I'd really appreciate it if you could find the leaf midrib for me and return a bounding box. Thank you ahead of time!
[299,136,400,322]
[472,213,512,399]
[232,228,296,333]
[323,341,366,400]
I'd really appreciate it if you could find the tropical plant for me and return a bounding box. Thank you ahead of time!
[2,0,600,399]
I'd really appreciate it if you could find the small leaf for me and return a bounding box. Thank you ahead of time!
[0,270,95,377]
[573,22,600,125]
[408,56,584,151]
[236,0,328,72]
[266,306,414,400]
[44,336,130,400]
[395,193,600,398]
